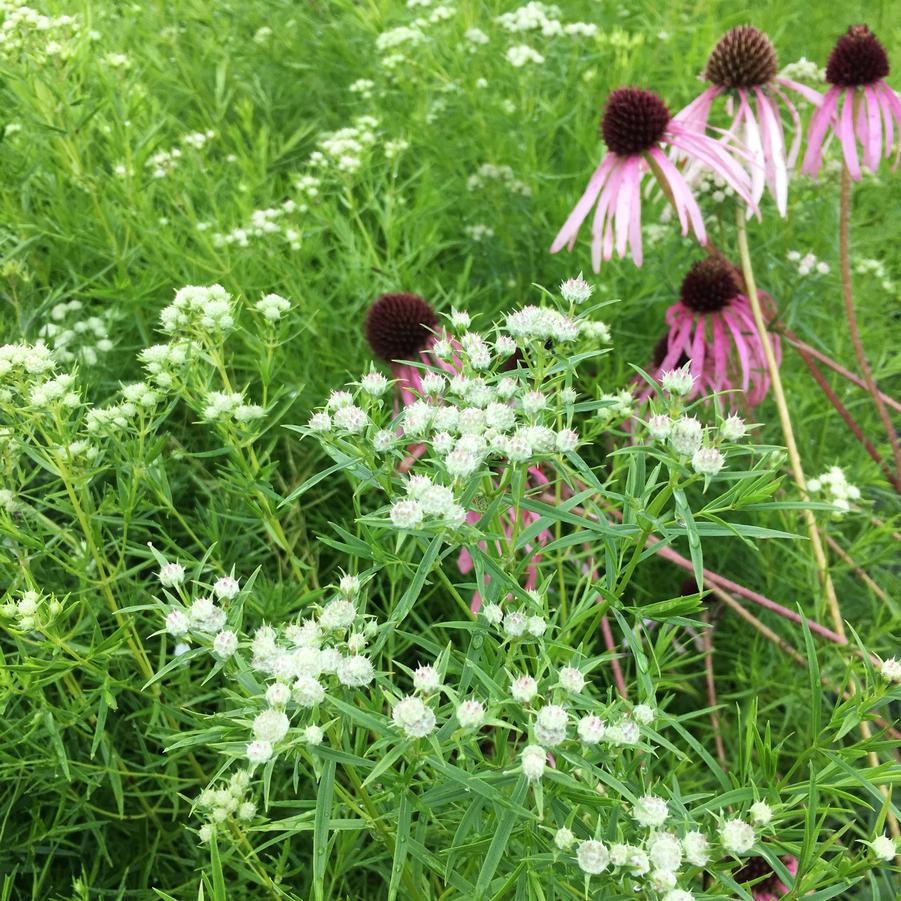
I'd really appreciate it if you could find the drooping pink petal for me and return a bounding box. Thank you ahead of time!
[802,86,841,177]
[755,88,788,215]
[775,77,824,106]
[591,158,626,270]
[874,83,895,160]
[667,126,755,206]
[648,147,706,243]
[863,86,883,171]
[721,308,752,391]
[711,314,729,389]
[838,89,861,180]
[876,80,901,166]
[690,317,707,381]
[614,156,639,260]
[772,85,804,168]
[737,90,766,207]
[627,159,644,266]
[550,154,615,253]
[674,85,723,129]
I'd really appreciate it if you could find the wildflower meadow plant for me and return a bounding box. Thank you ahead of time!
[0,3,899,900]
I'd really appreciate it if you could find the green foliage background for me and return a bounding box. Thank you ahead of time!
[0,0,899,898]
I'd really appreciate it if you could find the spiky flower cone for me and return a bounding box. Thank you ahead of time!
[705,26,778,89]
[364,293,438,363]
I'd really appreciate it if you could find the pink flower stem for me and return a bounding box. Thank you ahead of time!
[779,326,901,415]
[839,165,901,486]
[599,612,628,699]
[792,340,900,492]
[701,610,727,767]
[537,493,863,656]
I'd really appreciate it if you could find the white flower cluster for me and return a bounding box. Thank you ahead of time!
[466,163,531,197]
[254,293,291,322]
[560,794,777,896]
[1,588,62,632]
[854,257,896,296]
[505,44,545,67]
[463,223,494,241]
[313,115,380,174]
[195,770,256,843]
[644,393,748,479]
[139,342,189,389]
[0,342,74,413]
[211,199,302,251]
[787,250,830,276]
[349,77,375,99]
[201,390,264,425]
[779,57,825,83]
[153,563,378,769]
[159,284,235,336]
[495,3,597,38]
[806,466,861,516]
[38,300,114,366]
[85,381,159,434]
[0,5,80,59]
[879,658,901,684]
[692,169,738,206]
[145,130,215,178]
[306,287,616,533]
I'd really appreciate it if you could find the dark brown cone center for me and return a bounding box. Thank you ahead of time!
[706,26,778,89]
[600,88,671,156]
[826,25,890,87]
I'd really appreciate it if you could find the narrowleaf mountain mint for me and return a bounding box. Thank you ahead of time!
[879,658,901,683]
[749,801,773,826]
[511,674,538,703]
[719,818,756,854]
[692,446,725,477]
[633,795,669,828]
[682,831,710,866]
[554,827,575,850]
[660,364,695,396]
[720,413,747,441]
[577,839,611,875]
[521,744,547,780]
[535,704,568,746]
[559,666,585,693]
[868,834,897,861]
[456,699,485,729]
[159,561,186,587]
[577,714,606,744]
[246,740,273,766]
[392,695,437,738]
[670,416,703,457]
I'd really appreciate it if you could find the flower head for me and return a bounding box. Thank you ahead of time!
[521,744,547,780]
[720,817,756,855]
[552,87,754,270]
[576,839,610,875]
[651,256,780,408]
[365,293,438,362]
[633,795,669,828]
[803,26,901,180]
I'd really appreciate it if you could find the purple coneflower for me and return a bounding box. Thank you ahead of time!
[734,854,799,901]
[677,26,823,215]
[364,292,463,408]
[551,87,755,270]
[655,256,780,407]
[803,25,901,179]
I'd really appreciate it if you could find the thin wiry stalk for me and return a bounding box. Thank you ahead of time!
[839,165,901,485]
[735,209,845,638]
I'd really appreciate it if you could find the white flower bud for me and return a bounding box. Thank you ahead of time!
[670,416,702,456]
[456,699,485,729]
[719,818,755,854]
[510,674,538,703]
[576,839,610,874]
[521,744,546,780]
[632,795,668,828]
